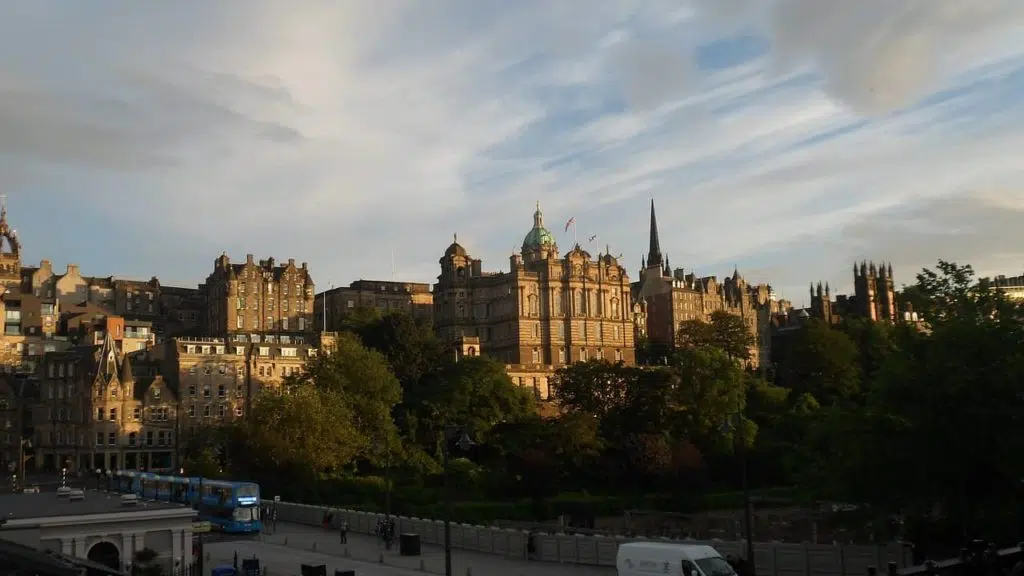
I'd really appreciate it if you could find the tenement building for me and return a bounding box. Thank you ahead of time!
[633,201,786,367]
[434,203,636,399]
[33,330,177,473]
[315,280,434,330]
[204,253,316,336]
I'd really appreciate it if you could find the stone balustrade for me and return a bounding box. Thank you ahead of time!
[263,500,911,576]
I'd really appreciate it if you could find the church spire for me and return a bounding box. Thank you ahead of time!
[646,199,663,268]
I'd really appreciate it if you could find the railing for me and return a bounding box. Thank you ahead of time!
[265,499,912,576]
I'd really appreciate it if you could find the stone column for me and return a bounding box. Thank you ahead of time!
[171,528,183,566]
[73,538,87,558]
[61,538,73,555]
[121,532,137,568]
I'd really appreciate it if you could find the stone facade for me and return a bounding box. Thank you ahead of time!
[434,203,636,384]
[633,201,786,367]
[807,261,898,325]
[204,253,316,336]
[315,279,434,330]
[171,334,318,438]
[32,330,178,473]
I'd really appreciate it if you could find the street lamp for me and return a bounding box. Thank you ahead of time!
[442,425,475,576]
[723,410,755,575]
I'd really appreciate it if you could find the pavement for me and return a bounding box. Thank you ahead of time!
[205,521,615,576]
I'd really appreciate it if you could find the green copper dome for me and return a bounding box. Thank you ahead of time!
[522,202,556,250]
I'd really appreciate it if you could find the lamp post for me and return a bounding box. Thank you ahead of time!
[442,425,475,576]
[724,409,755,575]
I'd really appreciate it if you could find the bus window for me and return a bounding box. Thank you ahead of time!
[236,485,259,499]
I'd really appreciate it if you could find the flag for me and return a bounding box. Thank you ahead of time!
[564,217,575,233]
[588,234,598,243]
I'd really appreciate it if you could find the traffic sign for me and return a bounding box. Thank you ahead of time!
[193,521,212,533]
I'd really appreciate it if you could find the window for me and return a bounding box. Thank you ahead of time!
[96,407,105,421]
[281,347,297,357]
[189,384,196,396]
[203,385,211,398]
[235,384,244,396]
[236,316,243,329]
[218,385,225,397]
[111,387,117,397]
[216,346,225,355]
[188,405,195,417]
[281,317,289,330]
[218,404,227,417]
[235,406,244,417]
[146,431,154,446]
[133,407,141,420]
[346,300,354,308]
[152,387,161,399]
[532,349,540,363]
[615,349,623,362]
[298,318,305,331]
[128,432,137,446]
[109,408,117,422]
[203,405,211,417]
[157,431,166,446]
[107,432,116,446]
[532,324,539,338]
[259,347,269,356]
[95,432,103,446]
[580,348,587,361]
[235,346,245,355]
[282,301,289,312]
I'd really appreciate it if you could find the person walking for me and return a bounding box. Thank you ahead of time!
[340,520,348,544]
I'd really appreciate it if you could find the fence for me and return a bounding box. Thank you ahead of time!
[265,499,912,576]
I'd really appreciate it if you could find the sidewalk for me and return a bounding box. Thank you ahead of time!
[260,521,615,576]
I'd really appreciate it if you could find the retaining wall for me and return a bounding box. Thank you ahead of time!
[264,500,911,576]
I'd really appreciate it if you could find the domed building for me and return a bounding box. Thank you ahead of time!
[434,203,636,401]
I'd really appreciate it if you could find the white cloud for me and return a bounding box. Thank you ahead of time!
[1,1,1022,304]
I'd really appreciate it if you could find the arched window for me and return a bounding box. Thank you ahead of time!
[611,298,620,319]
[573,291,583,315]
[527,295,538,316]
[467,347,476,356]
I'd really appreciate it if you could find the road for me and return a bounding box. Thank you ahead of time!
[205,521,616,576]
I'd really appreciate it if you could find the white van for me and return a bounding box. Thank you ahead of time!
[616,542,739,576]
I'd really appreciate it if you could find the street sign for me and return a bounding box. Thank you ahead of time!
[193,521,212,533]
[274,495,280,502]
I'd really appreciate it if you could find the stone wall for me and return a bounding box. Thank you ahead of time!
[265,500,912,576]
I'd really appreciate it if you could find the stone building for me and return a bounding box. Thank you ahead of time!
[32,330,177,473]
[315,280,433,330]
[633,201,785,366]
[807,261,898,324]
[203,254,316,336]
[434,203,636,398]
[158,285,205,337]
[170,334,318,446]
[0,373,35,476]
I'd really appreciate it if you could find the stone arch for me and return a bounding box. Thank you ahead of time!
[87,540,121,570]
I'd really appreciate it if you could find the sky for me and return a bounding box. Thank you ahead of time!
[2,1,1024,307]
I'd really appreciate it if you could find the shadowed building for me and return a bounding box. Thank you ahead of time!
[315,280,433,331]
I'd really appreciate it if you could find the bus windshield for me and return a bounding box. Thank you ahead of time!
[233,507,258,522]
[236,485,259,499]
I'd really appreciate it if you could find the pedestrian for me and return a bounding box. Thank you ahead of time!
[340,520,348,544]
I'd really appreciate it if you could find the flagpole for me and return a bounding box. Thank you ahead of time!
[573,220,578,245]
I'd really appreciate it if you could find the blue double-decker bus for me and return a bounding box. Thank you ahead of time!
[114,470,262,533]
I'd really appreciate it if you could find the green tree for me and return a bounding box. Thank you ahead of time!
[292,332,403,464]
[775,319,861,405]
[551,359,637,418]
[354,311,446,393]
[676,310,755,362]
[240,385,364,483]
[669,347,753,449]
[423,355,535,440]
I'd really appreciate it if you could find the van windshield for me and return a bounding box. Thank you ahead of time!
[696,557,738,576]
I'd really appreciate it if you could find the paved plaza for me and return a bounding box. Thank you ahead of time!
[205,521,615,576]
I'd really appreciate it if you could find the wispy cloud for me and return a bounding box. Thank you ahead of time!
[1,0,1022,301]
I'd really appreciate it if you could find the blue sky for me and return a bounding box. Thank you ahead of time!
[2,0,1024,305]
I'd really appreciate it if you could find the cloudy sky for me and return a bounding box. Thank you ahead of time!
[2,1,1024,306]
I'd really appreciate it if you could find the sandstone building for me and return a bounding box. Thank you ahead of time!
[315,280,433,330]
[434,203,636,398]
[806,261,898,325]
[633,201,787,366]
[203,253,316,336]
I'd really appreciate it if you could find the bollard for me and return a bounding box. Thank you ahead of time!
[312,541,317,551]
[379,552,385,564]
[419,559,426,571]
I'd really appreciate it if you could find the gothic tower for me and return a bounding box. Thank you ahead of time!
[0,195,22,292]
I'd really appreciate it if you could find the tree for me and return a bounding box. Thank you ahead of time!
[292,332,403,464]
[423,355,535,441]
[240,385,365,482]
[551,359,637,418]
[676,310,755,362]
[668,347,753,449]
[354,311,446,393]
[774,319,861,406]
[131,548,163,576]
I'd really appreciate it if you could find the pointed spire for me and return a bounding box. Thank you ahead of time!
[809,282,814,298]
[825,282,831,296]
[663,255,671,277]
[533,201,544,228]
[97,329,119,381]
[887,262,893,277]
[646,199,663,268]
[453,233,458,244]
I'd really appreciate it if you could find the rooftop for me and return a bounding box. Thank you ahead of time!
[0,489,188,520]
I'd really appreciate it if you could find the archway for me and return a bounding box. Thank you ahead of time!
[87,541,120,570]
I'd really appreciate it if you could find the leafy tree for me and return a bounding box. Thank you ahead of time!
[676,310,755,362]
[422,355,535,441]
[774,319,861,405]
[353,311,446,393]
[551,359,637,418]
[291,332,403,464]
[239,385,364,485]
[669,347,752,447]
